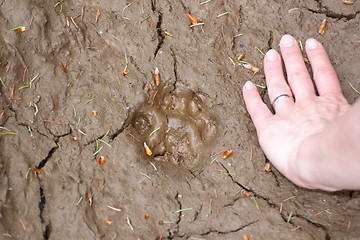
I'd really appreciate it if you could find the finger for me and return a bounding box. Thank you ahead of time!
[264,49,294,113]
[280,35,316,100]
[243,81,272,131]
[305,38,344,98]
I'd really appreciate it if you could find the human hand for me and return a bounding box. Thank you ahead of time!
[242,34,350,189]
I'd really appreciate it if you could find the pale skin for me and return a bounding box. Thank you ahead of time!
[242,34,360,191]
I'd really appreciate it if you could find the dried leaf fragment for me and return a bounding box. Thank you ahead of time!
[66,17,70,27]
[187,14,197,24]
[95,9,100,22]
[318,19,327,34]
[222,150,233,159]
[144,142,153,156]
[243,64,260,73]
[241,190,251,197]
[343,0,354,4]
[12,26,26,32]
[87,191,93,206]
[98,156,106,166]
[264,162,272,173]
[235,53,245,61]
[165,31,173,37]
[154,67,161,86]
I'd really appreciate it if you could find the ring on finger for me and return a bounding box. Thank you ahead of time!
[272,94,294,108]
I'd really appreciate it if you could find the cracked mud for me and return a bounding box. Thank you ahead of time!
[1,0,360,240]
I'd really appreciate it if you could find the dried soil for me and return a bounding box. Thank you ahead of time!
[1,0,360,239]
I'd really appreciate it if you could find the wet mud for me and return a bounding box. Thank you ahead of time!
[1,0,360,239]
[132,82,217,169]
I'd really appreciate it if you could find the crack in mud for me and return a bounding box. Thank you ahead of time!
[295,214,332,240]
[200,220,259,235]
[267,31,274,50]
[170,47,179,91]
[166,192,182,239]
[82,111,132,149]
[154,12,165,58]
[39,187,46,223]
[38,185,51,239]
[305,5,360,21]
[109,113,132,140]
[218,162,331,238]
[36,146,58,169]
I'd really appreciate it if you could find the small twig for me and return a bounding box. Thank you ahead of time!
[98,139,111,147]
[283,196,297,202]
[128,133,140,142]
[152,90,159,101]
[255,46,266,56]
[140,172,151,179]
[85,98,94,104]
[200,0,213,5]
[93,146,103,156]
[70,17,79,28]
[0,77,5,88]
[0,132,17,135]
[291,226,301,231]
[126,217,134,232]
[108,205,122,212]
[287,211,293,223]
[217,12,229,18]
[150,162,157,170]
[288,8,299,13]
[72,105,77,117]
[29,75,38,88]
[142,15,151,21]
[348,82,360,94]
[175,208,192,213]
[22,67,28,82]
[33,103,39,116]
[228,56,236,67]
[149,127,160,137]
[25,168,31,179]
[211,155,220,164]
[123,3,132,11]
[76,196,83,206]
[81,6,85,21]
[210,150,225,158]
[44,120,63,125]
[190,23,204,28]
[20,219,26,232]
[251,197,260,210]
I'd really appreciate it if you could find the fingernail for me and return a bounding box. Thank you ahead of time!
[281,35,295,47]
[244,81,254,90]
[306,38,318,50]
[266,49,279,62]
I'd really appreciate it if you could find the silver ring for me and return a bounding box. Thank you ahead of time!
[272,94,294,107]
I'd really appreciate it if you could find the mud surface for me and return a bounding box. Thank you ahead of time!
[1,0,360,239]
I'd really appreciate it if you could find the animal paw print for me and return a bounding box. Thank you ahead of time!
[131,83,217,169]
